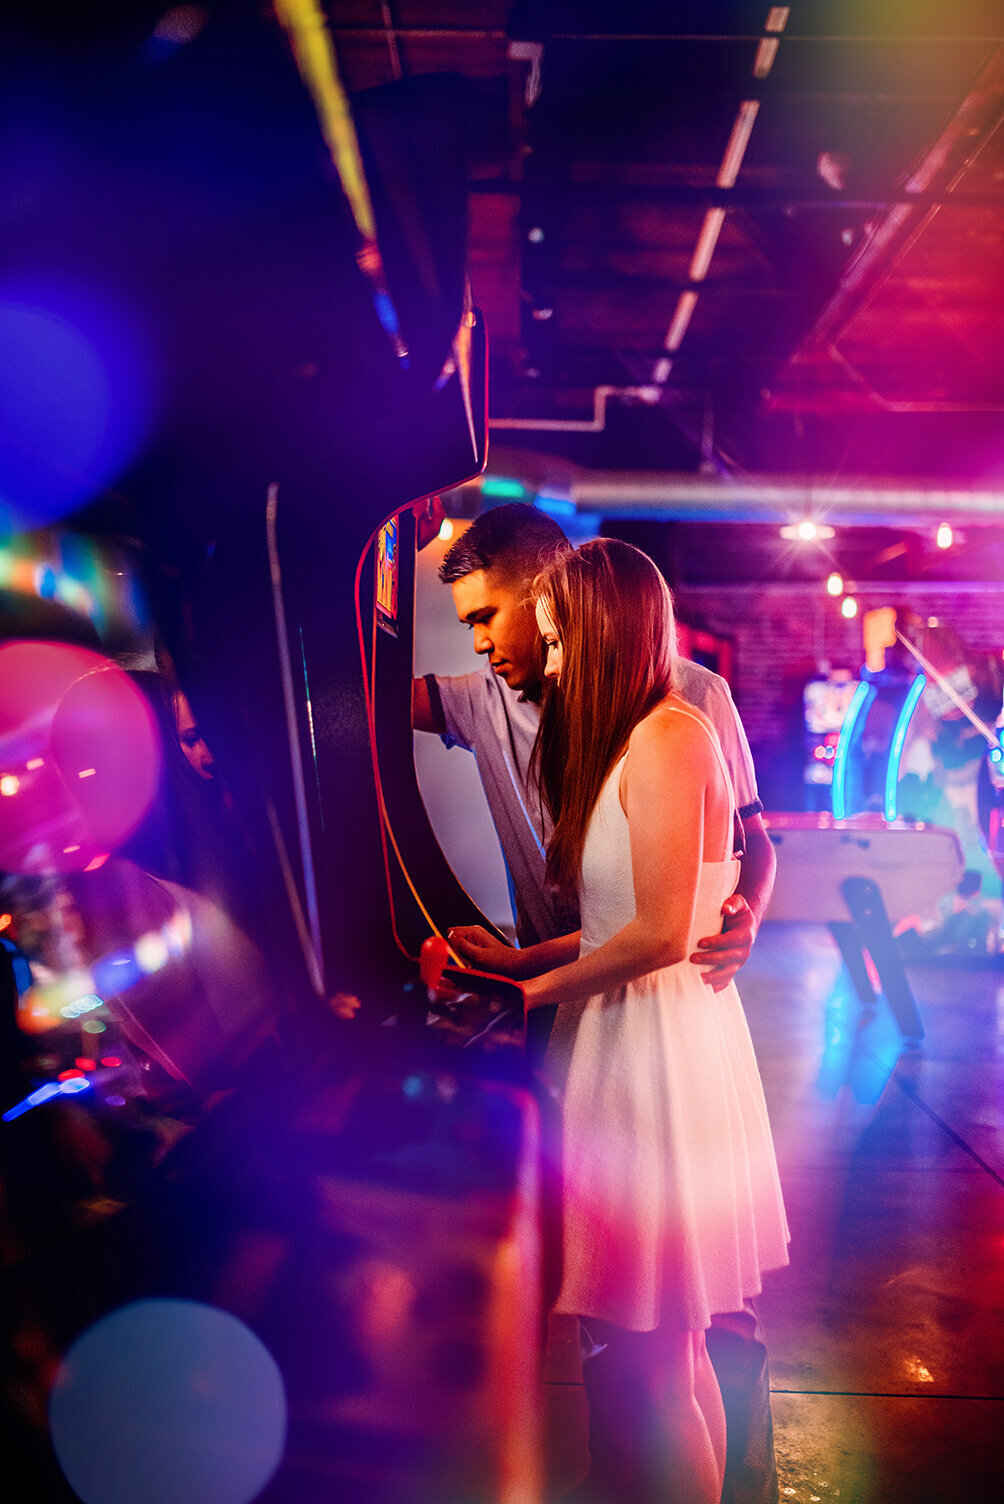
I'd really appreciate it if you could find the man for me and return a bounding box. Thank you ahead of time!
[412,502,779,1504]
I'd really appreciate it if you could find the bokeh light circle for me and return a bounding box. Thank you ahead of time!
[0,641,160,873]
[0,291,154,530]
[49,1299,287,1504]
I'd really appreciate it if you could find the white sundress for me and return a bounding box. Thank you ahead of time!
[547,703,789,1332]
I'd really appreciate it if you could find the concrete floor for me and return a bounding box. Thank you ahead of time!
[539,921,1004,1503]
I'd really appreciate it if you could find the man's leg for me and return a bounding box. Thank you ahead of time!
[705,1302,779,1504]
[576,1318,646,1501]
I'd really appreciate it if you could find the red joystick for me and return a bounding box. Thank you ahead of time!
[420,934,450,995]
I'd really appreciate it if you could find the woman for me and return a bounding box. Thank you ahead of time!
[467,539,788,1501]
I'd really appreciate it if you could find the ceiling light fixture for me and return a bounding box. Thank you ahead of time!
[689,209,726,283]
[826,572,844,596]
[717,100,760,189]
[752,38,779,79]
[780,520,836,541]
[663,291,699,352]
[841,596,858,619]
[753,11,788,86]
[936,523,953,549]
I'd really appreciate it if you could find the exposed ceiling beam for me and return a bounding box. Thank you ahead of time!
[789,47,1004,357]
[331,28,1004,44]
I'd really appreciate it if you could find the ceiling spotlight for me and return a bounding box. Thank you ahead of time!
[826,572,844,596]
[780,520,835,542]
[936,523,953,549]
[841,596,858,619]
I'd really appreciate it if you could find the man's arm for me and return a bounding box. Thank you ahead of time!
[690,812,776,991]
[412,676,445,734]
[735,813,776,927]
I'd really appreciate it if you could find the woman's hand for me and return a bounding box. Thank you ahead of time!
[448,925,525,976]
[448,925,583,983]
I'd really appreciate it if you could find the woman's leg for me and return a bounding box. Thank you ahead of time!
[692,1329,728,1497]
[640,1325,725,1504]
[578,1319,725,1503]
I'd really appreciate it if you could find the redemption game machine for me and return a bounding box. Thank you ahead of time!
[765,605,1004,1039]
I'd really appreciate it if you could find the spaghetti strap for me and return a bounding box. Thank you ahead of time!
[663,699,736,828]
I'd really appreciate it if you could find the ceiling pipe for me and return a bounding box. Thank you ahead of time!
[467,181,1004,210]
[490,384,661,433]
[568,475,1004,527]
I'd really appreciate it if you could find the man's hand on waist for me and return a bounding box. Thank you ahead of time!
[690,894,758,992]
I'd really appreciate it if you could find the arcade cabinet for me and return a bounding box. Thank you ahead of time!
[802,665,857,813]
[1,13,544,1502]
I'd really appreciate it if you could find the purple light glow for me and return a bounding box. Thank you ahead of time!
[0,641,160,873]
[0,287,155,530]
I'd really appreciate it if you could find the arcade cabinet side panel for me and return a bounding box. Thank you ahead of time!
[270,349,489,1000]
[364,503,507,960]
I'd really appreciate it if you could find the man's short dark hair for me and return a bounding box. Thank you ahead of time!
[439,502,571,586]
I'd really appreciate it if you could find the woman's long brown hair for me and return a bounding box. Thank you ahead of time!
[530,538,677,895]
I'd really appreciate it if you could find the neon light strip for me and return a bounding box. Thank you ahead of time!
[274,0,408,365]
[354,508,461,962]
[885,674,926,822]
[274,0,376,237]
[3,1075,90,1123]
[832,681,875,820]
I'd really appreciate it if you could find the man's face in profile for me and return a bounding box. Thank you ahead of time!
[451,569,543,695]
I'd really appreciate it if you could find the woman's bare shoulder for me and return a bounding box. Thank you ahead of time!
[628,696,718,766]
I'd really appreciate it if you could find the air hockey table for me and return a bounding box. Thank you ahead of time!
[763,811,965,1039]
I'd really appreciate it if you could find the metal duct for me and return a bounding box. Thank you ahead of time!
[568,475,1004,528]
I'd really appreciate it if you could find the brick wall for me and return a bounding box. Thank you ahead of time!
[676,583,1004,809]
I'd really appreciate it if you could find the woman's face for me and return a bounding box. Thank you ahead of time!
[535,598,564,683]
[174,692,215,781]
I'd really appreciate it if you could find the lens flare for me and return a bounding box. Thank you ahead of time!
[49,1299,287,1504]
[0,293,153,530]
[0,642,160,874]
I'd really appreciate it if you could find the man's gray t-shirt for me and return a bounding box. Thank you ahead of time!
[428,659,762,947]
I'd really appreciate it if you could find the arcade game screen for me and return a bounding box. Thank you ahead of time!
[375,516,399,639]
